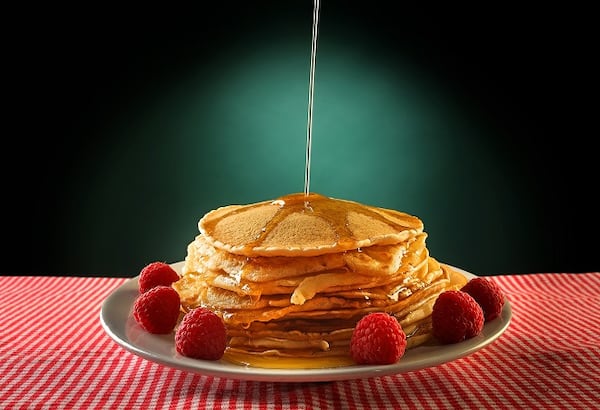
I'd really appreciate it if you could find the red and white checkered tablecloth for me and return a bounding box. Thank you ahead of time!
[1,272,598,409]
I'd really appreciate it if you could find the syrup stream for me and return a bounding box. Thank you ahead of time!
[304,0,320,201]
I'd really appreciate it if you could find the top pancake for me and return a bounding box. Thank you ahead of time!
[198,192,424,257]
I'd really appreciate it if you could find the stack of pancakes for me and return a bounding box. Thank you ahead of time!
[173,192,467,368]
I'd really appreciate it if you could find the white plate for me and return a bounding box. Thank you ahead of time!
[100,262,511,382]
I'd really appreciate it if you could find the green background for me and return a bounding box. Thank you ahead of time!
[4,3,598,276]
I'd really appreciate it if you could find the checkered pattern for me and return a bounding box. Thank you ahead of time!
[1,272,598,409]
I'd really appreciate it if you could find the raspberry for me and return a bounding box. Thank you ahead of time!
[175,307,227,360]
[138,261,180,293]
[132,285,181,334]
[432,290,484,344]
[461,277,505,321]
[349,312,407,365]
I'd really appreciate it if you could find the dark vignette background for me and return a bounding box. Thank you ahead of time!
[3,2,598,277]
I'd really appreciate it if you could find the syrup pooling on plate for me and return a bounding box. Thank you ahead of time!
[224,349,355,369]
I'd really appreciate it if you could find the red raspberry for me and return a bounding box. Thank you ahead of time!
[132,285,181,334]
[432,290,484,344]
[138,261,180,293]
[349,312,407,365]
[175,307,227,360]
[461,277,505,321]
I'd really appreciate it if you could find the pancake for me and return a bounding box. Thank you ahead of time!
[198,192,423,257]
[172,192,467,369]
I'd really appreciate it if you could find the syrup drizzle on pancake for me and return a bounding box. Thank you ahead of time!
[200,192,423,256]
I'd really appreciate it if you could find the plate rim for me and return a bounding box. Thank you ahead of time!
[100,261,512,382]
